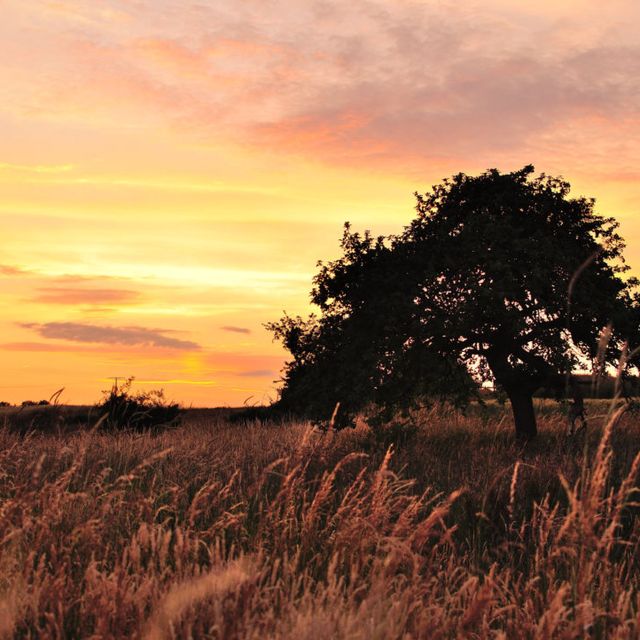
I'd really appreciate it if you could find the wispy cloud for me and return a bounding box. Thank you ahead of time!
[221,325,251,334]
[236,369,274,377]
[133,378,217,386]
[19,322,200,350]
[31,287,141,305]
[17,174,280,195]
[0,162,74,173]
[6,1,637,173]
[0,264,30,276]
[1,341,101,353]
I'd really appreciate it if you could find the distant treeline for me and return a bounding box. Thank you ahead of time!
[534,375,640,400]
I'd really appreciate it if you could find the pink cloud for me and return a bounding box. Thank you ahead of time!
[3,1,640,176]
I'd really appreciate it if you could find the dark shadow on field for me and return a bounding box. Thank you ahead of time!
[0,404,91,435]
[0,404,294,436]
[295,401,640,577]
[327,401,638,502]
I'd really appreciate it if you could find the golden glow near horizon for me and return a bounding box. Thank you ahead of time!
[2,0,640,406]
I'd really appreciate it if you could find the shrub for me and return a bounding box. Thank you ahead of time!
[95,377,182,431]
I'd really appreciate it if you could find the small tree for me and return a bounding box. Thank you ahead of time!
[269,166,637,439]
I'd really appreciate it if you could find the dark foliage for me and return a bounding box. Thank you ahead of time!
[4,405,67,435]
[227,405,285,424]
[268,166,639,438]
[95,377,182,431]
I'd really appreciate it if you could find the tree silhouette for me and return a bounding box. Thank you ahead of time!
[269,166,637,439]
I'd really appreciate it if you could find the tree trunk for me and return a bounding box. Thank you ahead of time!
[505,387,537,441]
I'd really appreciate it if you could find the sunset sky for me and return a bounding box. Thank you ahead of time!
[2,0,640,406]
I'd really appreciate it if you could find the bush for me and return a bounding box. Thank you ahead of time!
[95,377,181,431]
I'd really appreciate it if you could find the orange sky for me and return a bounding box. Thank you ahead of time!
[2,0,640,406]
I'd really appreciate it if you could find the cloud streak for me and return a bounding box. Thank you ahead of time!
[20,322,200,350]
[0,264,30,276]
[221,325,251,334]
[235,369,275,378]
[31,287,141,305]
[0,162,74,173]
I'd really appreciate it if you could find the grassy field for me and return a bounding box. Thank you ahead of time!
[1,402,640,638]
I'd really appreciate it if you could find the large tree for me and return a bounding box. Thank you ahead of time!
[269,166,637,439]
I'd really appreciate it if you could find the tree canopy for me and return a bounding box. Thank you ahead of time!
[268,166,638,439]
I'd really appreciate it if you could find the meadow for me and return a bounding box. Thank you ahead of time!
[1,401,640,639]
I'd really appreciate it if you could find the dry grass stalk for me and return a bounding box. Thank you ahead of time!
[0,403,639,637]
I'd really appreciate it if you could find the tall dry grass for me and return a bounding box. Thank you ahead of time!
[1,404,640,638]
